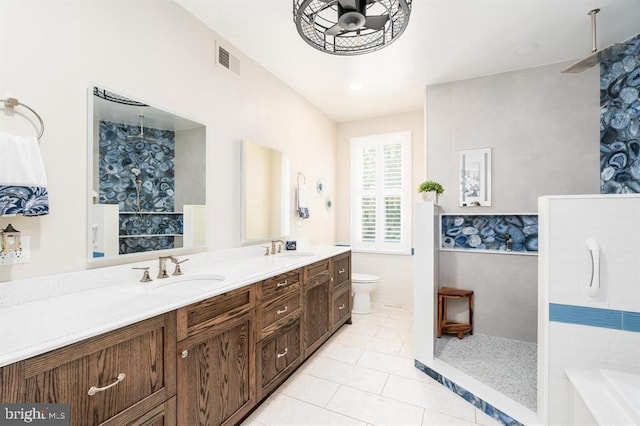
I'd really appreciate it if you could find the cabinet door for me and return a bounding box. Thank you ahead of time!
[303,260,332,356]
[11,313,176,426]
[177,312,255,426]
[256,317,302,399]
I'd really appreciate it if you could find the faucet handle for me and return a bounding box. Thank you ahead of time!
[262,246,271,256]
[172,258,189,275]
[132,267,152,283]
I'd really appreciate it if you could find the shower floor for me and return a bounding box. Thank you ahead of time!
[435,333,537,411]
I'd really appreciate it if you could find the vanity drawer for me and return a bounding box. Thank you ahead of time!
[259,269,302,303]
[259,291,301,338]
[306,259,331,288]
[17,313,176,426]
[332,253,351,290]
[177,285,255,341]
[256,317,302,399]
[332,286,351,330]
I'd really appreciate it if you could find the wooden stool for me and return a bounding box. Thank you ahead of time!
[437,287,474,339]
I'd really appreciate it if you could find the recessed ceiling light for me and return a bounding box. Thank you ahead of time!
[350,82,363,90]
[513,43,539,56]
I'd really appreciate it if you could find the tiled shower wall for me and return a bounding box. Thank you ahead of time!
[600,34,640,193]
[98,120,179,253]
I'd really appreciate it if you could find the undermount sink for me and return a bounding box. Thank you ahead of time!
[276,251,314,258]
[147,273,226,291]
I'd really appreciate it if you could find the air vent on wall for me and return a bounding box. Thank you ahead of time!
[216,42,240,75]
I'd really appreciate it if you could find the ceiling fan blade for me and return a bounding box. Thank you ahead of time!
[325,23,344,36]
[364,15,389,31]
[337,0,357,9]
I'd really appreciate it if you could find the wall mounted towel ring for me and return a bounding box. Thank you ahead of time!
[1,97,45,140]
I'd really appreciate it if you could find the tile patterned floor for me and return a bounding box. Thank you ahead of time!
[242,304,502,426]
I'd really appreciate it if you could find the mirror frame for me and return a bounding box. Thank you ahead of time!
[459,148,492,207]
[86,84,208,267]
[240,139,291,243]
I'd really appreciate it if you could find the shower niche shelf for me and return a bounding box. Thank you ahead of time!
[440,213,538,255]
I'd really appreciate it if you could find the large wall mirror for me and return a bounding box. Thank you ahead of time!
[87,86,207,263]
[241,140,290,242]
[459,148,492,207]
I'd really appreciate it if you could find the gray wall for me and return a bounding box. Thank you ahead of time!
[427,62,600,342]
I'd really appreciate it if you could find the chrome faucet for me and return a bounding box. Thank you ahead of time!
[158,255,176,279]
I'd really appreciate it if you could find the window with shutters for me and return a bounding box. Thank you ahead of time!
[350,131,412,254]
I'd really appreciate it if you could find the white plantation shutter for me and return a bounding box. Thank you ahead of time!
[351,131,411,254]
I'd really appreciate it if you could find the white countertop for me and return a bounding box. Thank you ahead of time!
[0,245,350,368]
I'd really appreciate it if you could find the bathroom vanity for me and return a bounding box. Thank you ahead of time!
[0,248,351,425]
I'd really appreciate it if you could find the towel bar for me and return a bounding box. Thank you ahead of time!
[1,97,45,140]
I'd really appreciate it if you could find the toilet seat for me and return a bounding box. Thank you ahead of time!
[352,273,379,283]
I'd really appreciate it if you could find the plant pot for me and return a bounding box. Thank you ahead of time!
[422,191,439,204]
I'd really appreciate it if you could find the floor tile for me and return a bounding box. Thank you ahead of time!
[317,341,365,364]
[422,409,476,425]
[245,394,366,425]
[381,375,476,422]
[346,321,381,337]
[326,385,425,425]
[279,373,340,407]
[306,356,390,394]
[398,342,415,359]
[335,329,403,355]
[356,350,430,383]
[376,327,414,343]
[355,315,413,331]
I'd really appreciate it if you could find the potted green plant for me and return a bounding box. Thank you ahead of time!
[418,180,444,204]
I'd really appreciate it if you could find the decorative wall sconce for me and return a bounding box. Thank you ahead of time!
[1,224,21,253]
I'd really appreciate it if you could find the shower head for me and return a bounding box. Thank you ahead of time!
[127,114,157,142]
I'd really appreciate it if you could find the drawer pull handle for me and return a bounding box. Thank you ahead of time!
[338,268,345,274]
[338,304,345,310]
[88,373,126,396]
[276,348,288,358]
[181,350,189,359]
[277,306,288,315]
[276,280,288,287]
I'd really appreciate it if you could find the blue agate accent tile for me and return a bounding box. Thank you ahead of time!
[601,34,640,194]
[441,215,538,253]
[413,360,523,426]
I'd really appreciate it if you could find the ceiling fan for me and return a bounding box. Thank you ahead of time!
[293,0,412,56]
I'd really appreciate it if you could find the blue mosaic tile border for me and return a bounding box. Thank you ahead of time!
[441,215,538,252]
[414,360,522,426]
[600,34,640,194]
[549,303,640,333]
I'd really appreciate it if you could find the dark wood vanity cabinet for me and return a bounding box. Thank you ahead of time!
[0,313,177,426]
[0,251,352,426]
[175,286,256,426]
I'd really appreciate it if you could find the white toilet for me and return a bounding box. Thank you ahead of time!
[351,273,379,314]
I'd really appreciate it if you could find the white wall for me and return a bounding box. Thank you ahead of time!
[539,195,640,425]
[426,62,600,341]
[337,110,424,307]
[0,0,336,282]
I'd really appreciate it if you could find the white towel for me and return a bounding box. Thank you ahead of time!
[0,132,49,216]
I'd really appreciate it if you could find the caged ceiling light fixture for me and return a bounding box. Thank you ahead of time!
[293,0,412,56]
